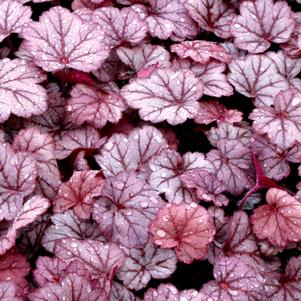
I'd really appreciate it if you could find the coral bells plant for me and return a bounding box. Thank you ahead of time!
[1,0,301,300]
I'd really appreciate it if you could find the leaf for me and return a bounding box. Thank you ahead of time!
[181,169,229,206]
[117,242,177,290]
[0,281,22,301]
[0,196,50,255]
[0,144,37,220]
[55,126,105,160]
[121,68,203,125]
[95,126,168,177]
[194,100,243,125]
[270,256,301,301]
[66,84,126,129]
[172,59,233,97]
[171,41,231,64]
[42,210,102,252]
[28,273,107,301]
[93,171,164,248]
[231,0,295,53]
[0,0,31,43]
[228,54,289,107]
[148,149,213,204]
[250,188,301,247]
[251,134,301,181]
[21,6,109,72]
[250,88,301,149]
[111,282,141,301]
[0,58,47,122]
[150,203,215,264]
[116,44,171,73]
[266,51,301,89]
[185,0,236,39]
[53,171,104,219]
[92,7,148,47]
[206,140,254,195]
[54,239,124,281]
[200,255,267,301]
[146,0,198,41]
[13,127,61,200]
[143,283,203,301]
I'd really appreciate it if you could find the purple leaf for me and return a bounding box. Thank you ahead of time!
[0,196,50,255]
[228,54,289,107]
[21,6,109,72]
[0,144,37,220]
[0,58,47,122]
[150,203,215,264]
[92,171,164,248]
[117,242,177,290]
[42,210,103,252]
[171,41,231,64]
[194,100,243,125]
[0,0,31,43]
[181,169,229,206]
[28,273,108,301]
[206,140,254,195]
[66,84,126,129]
[92,7,148,47]
[148,149,213,204]
[231,0,295,53]
[250,88,301,149]
[0,281,22,301]
[12,127,61,200]
[185,0,236,39]
[95,126,168,177]
[250,188,301,247]
[55,126,105,160]
[116,44,171,73]
[143,283,203,301]
[121,68,203,125]
[53,171,104,219]
[111,282,142,301]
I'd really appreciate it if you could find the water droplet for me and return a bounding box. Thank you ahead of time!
[156,229,166,237]
[140,201,148,208]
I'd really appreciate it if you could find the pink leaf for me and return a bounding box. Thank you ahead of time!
[194,100,243,125]
[206,140,254,195]
[150,203,215,264]
[54,239,124,282]
[0,281,22,301]
[92,7,147,47]
[228,54,289,107]
[95,126,168,177]
[21,6,109,72]
[200,255,267,301]
[250,188,301,247]
[0,196,50,255]
[66,84,126,129]
[231,0,295,53]
[29,273,107,301]
[116,44,171,73]
[55,126,105,160]
[146,0,198,41]
[117,242,177,290]
[111,282,141,301]
[0,1,31,43]
[148,150,213,204]
[42,210,102,252]
[144,283,203,300]
[250,88,301,149]
[171,41,231,64]
[0,58,47,122]
[281,22,301,59]
[181,169,229,206]
[121,68,203,125]
[13,127,61,200]
[270,256,301,301]
[185,0,236,39]
[0,144,37,220]
[54,171,104,219]
[93,171,164,248]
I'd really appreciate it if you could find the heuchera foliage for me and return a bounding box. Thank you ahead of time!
[0,0,301,300]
